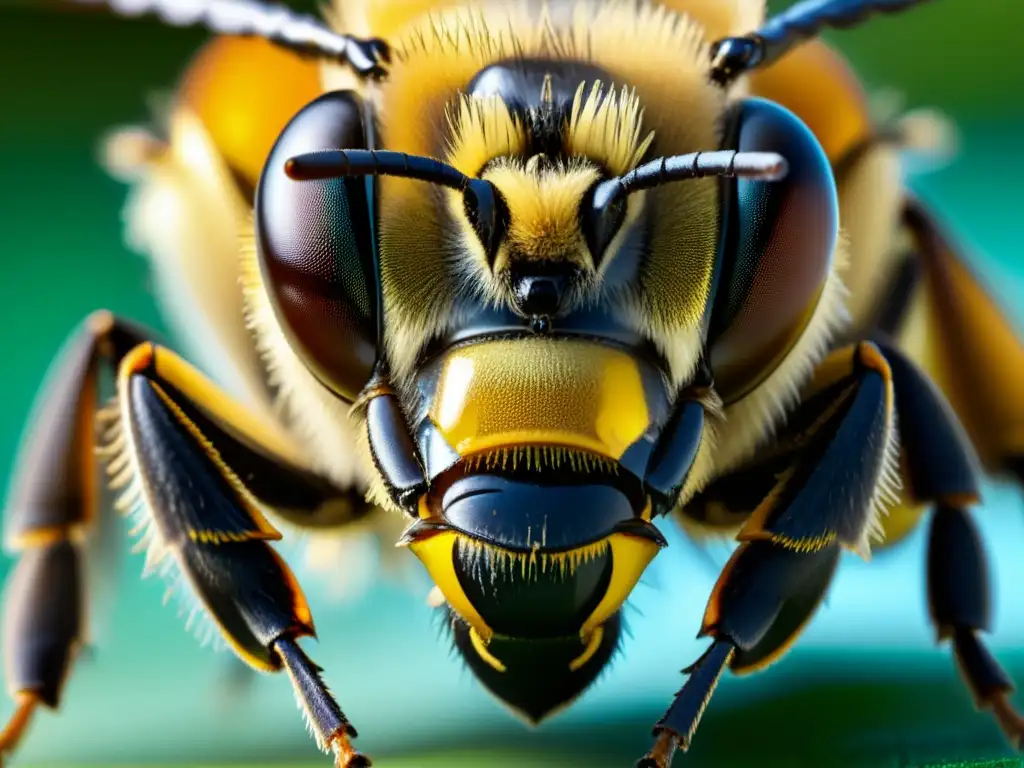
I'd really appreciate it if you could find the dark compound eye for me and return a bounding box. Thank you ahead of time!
[707,98,839,404]
[255,90,379,402]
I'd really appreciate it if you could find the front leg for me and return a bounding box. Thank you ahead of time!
[110,342,372,766]
[639,342,900,767]
[0,313,374,767]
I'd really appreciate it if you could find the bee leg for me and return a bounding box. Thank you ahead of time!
[638,542,843,768]
[876,340,1024,748]
[930,508,1024,747]
[1,314,374,766]
[106,341,374,765]
[0,311,148,765]
[638,638,736,768]
[640,342,898,767]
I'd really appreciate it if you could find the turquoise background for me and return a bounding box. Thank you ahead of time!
[0,0,1022,765]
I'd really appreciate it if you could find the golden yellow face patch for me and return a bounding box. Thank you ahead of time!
[443,79,653,279]
[425,337,669,461]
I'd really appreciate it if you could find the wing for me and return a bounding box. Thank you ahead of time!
[897,200,1024,479]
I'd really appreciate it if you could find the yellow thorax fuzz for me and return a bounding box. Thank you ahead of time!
[464,445,621,475]
[567,81,654,176]
[484,159,600,272]
[445,94,528,177]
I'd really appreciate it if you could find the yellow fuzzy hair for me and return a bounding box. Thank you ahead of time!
[334,0,728,390]
[654,0,764,40]
[327,0,764,41]
[835,144,905,332]
[102,109,271,413]
[679,243,853,512]
[443,78,655,298]
[484,160,599,271]
[445,94,528,177]
[567,82,655,176]
[444,77,654,179]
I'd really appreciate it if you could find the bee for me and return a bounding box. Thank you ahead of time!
[2,0,1022,766]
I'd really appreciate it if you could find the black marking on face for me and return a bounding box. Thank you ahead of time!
[467,58,620,167]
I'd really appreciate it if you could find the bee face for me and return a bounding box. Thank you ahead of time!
[253,0,835,723]
[375,26,721,691]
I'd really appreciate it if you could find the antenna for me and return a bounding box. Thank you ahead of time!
[70,0,390,79]
[709,0,940,86]
[591,150,788,210]
[285,149,506,261]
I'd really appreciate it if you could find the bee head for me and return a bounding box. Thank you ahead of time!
[264,15,794,726]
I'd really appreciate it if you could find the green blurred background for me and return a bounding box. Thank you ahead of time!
[0,0,1022,766]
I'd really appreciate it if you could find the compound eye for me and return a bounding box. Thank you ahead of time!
[255,90,379,402]
[707,98,839,404]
